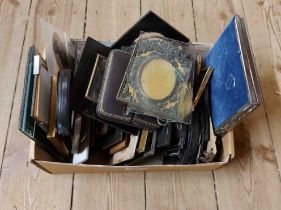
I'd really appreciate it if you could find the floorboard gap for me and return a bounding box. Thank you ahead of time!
[191,0,198,41]
[212,171,219,210]
[144,172,147,210]
[70,174,75,210]
[140,0,142,16]
[83,0,89,38]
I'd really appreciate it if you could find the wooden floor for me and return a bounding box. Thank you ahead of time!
[0,0,280,209]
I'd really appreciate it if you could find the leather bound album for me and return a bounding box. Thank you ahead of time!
[205,16,262,134]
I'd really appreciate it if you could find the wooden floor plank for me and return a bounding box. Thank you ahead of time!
[141,1,217,210]
[72,1,145,210]
[0,1,86,209]
[193,1,281,209]
[242,0,281,174]
[145,171,217,210]
[73,173,145,210]
[85,0,140,41]
[141,0,196,40]
[192,0,245,43]
[0,0,31,171]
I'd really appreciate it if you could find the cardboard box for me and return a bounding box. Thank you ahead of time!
[30,131,234,174]
[29,43,236,174]
[27,11,240,174]
[29,42,235,174]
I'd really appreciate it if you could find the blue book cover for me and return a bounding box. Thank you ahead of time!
[205,16,262,134]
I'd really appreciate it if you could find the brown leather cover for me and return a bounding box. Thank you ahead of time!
[97,50,160,130]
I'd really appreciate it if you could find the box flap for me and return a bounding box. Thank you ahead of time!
[221,130,235,162]
[30,130,234,174]
[33,160,227,174]
[29,141,35,161]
